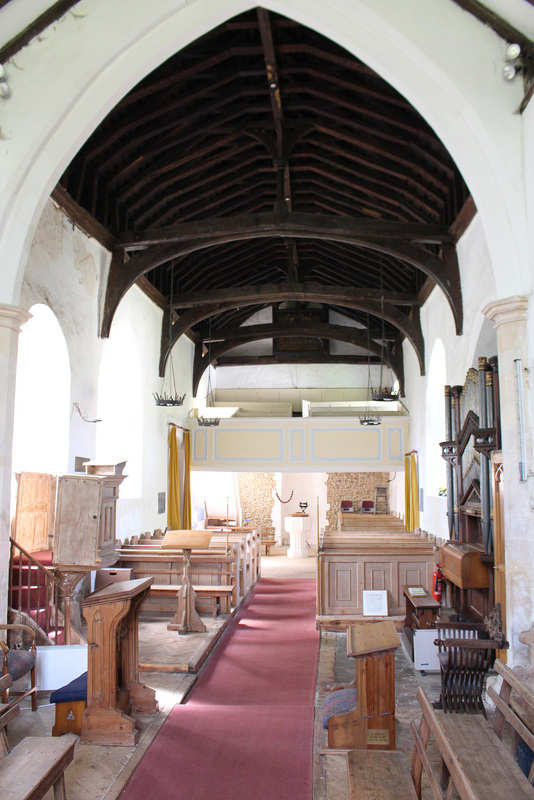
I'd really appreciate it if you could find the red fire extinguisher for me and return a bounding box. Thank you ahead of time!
[432,564,443,603]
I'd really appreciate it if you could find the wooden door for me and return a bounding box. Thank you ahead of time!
[12,472,56,552]
[491,451,507,662]
[53,475,102,566]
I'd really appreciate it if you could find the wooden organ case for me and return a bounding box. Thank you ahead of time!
[440,357,501,622]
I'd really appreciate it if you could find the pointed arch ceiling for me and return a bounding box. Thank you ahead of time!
[49,6,480,393]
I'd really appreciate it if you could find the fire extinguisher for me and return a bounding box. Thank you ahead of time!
[432,564,443,603]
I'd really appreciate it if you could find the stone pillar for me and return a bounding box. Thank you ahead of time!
[483,296,531,666]
[0,304,32,624]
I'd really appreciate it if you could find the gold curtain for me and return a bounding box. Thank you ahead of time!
[182,429,192,529]
[404,453,420,532]
[168,427,181,529]
[404,455,411,530]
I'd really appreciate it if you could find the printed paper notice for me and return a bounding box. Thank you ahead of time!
[362,590,388,616]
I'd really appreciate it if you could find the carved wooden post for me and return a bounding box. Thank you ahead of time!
[478,357,492,553]
[167,548,206,635]
[161,530,212,635]
[444,385,455,540]
[451,385,463,540]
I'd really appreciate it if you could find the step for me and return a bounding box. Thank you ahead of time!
[10,586,48,606]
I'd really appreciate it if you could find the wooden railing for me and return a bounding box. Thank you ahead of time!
[9,538,64,644]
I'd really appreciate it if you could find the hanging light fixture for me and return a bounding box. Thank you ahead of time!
[372,254,399,403]
[360,313,381,427]
[198,316,220,427]
[154,264,186,407]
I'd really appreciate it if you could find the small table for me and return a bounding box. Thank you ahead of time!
[346,620,400,750]
[402,585,441,630]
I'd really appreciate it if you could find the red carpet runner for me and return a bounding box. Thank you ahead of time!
[120,578,319,800]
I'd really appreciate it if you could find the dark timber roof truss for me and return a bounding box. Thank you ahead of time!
[54,7,477,395]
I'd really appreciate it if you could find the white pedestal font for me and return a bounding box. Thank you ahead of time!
[284,513,310,558]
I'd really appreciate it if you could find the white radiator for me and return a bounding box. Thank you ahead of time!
[35,644,88,690]
[413,627,477,672]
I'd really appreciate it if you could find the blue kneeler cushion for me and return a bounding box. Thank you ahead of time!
[50,671,87,704]
[322,687,358,729]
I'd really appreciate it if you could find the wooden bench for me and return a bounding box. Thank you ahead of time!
[410,658,534,799]
[322,749,418,799]
[261,537,276,556]
[150,583,234,616]
[50,672,87,737]
[0,674,76,799]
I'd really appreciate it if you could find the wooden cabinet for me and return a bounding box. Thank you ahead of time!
[441,542,490,589]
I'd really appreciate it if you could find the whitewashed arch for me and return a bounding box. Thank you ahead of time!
[0,0,530,308]
[11,303,71,475]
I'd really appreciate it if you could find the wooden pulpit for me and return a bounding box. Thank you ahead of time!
[81,577,157,746]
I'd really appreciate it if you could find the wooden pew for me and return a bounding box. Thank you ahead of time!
[0,674,76,800]
[337,513,406,532]
[117,546,242,612]
[150,583,234,616]
[317,532,439,622]
[410,658,534,799]
[257,526,276,555]
[118,527,261,604]
[208,528,261,591]
[120,527,261,596]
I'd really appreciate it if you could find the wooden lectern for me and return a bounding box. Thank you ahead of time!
[161,530,212,635]
[81,577,157,746]
[329,621,400,750]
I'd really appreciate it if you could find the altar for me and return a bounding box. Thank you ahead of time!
[284,513,310,558]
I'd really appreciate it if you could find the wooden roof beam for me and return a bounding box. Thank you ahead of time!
[192,329,404,397]
[156,287,423,379]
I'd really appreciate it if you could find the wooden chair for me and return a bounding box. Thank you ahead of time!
[0,624,37,711]
[433,603,508,717]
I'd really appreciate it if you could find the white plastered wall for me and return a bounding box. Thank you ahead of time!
[15,198,196,541]
[19,200,107,470]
